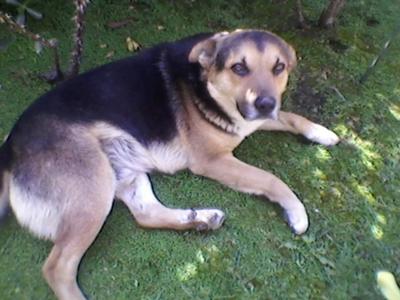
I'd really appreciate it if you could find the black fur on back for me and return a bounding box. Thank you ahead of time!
[8,33,234,150]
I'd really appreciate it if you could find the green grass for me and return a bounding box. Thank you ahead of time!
[1,0,399,299]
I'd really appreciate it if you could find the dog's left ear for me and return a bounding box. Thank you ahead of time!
[189,32,228,69]
[286,44,297,72]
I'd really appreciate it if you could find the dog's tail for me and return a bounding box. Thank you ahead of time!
[0,140,11,220]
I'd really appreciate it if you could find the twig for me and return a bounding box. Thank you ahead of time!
[329,86,347,102]
[67,0,90,78]
[0,11,64,82]
[107,17,134,29]
[0,11,56,49]
[360,23,400,84]
[180,285,197,299]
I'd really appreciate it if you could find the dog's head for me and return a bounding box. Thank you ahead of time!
[189,30,296,121]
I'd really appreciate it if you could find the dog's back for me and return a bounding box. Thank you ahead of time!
[9,33,213,148]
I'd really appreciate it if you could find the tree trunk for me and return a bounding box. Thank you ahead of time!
[319,0,346,28]
[295,0,309,29]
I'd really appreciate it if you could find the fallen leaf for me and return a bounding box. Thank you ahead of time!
[106,50,115,59]
[126,37,141,52]
[377,271,400,300]
[315,254,335,269]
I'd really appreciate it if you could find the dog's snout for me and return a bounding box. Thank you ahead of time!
[254,96,276,114]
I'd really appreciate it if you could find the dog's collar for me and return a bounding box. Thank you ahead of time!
[193,97,239,134]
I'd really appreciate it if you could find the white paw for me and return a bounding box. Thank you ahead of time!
[189,209,225,231]
[284,205,309,235]
[305,124,340,146]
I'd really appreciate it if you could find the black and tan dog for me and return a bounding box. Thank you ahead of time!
[0,30,339,299]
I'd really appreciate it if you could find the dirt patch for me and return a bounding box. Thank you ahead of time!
[290,72,327,123]
[328,38,349,53]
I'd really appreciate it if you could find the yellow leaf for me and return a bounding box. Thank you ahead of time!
[105,50,115,59]
[126,37,141,52]
[377,271,400,300]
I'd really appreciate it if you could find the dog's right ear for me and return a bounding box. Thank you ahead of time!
[189,32,228,69]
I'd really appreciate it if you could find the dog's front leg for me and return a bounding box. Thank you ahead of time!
[259,111,340,146]
[117,174,225,231]
[191,154,308,234]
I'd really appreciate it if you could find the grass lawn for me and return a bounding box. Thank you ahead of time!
[0,0,399,299]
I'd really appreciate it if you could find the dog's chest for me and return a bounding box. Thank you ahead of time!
[144,140,188,174]
[101,135,188,177]
[93,123,188,178]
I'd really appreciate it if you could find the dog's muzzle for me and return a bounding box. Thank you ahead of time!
[255,96,276,116]
[237,96,278,121]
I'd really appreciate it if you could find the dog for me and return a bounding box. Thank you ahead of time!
[0,29,339,299]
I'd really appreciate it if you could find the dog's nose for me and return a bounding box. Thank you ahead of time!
[254,96,276,114]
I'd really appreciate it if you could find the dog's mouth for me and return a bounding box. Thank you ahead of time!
[236,102,278,121]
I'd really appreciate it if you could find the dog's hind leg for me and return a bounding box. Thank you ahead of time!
[117,174,225,231]
[43,213,108,300]
[39,142,116,300]
[8,125,116,299]
[42,182,114,300]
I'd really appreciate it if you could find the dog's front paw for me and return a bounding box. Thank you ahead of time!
[305,124,340,146]
[284,205,309,235]
[189,209,225,231]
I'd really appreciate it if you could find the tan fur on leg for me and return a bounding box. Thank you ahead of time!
[42,184,114,300]
[259,111,340,146]
[43,211,111,300]
[191,154,308,234]
[117,174,225,231]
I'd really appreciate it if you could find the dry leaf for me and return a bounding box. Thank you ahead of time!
[377,271,400,300]
[106,50,115,59]
[126,37,141,52]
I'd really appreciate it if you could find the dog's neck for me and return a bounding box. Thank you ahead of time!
[192,96,239,134]
[189,73,242,134]
[158,50,240,135]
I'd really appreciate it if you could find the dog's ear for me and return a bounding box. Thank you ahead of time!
[189,32,228,69]
[286,44,297,71]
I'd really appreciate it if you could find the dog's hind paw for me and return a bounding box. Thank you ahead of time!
[305,124,340,146]
[284,206,309,235]
[190,209,225,231]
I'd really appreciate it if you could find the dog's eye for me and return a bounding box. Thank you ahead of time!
[273,62,285,75]
[231,63,249,76]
